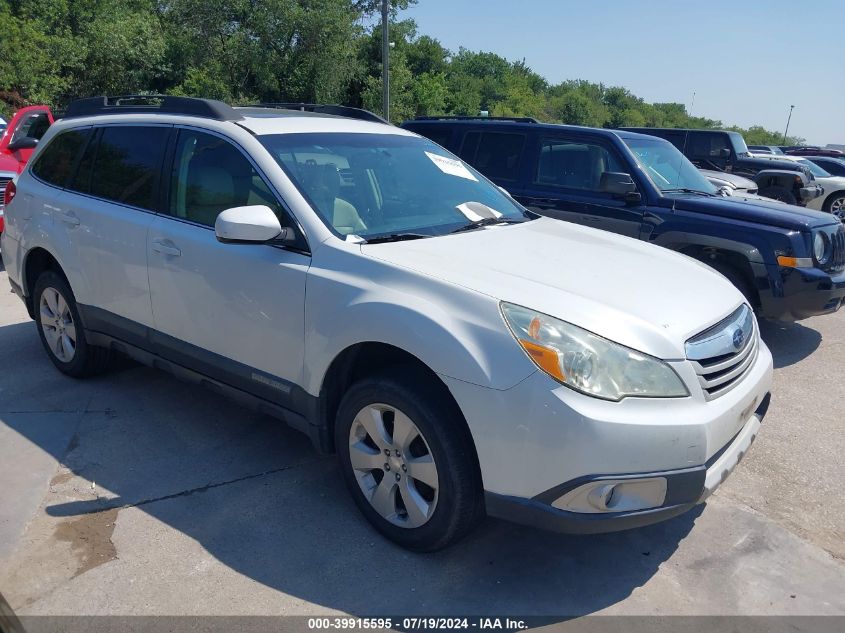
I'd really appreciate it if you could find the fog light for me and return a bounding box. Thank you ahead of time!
[553,477,668,514]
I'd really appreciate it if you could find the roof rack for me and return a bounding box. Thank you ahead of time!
[412,115,539,123]
[64,95,244,121]
[255,103,387,124]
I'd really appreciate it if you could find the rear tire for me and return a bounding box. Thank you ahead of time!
[335,367,482,551]
[33,271,111,377]
[822,191,845,222]
[758,185,797,205]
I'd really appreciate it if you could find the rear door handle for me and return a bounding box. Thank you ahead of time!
[151,239,182,257]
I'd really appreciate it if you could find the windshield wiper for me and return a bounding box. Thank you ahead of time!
[363,232,431,244]
[449,217,527,234]
[663,188,716,197]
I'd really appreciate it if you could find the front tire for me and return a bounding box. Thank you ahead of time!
[335,367,482,551]
[822,191,845,222]
[33,271,111,377]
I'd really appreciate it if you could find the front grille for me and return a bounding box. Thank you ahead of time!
[0,177,9,212]
[686,305,758,400]
[824,226,845,273]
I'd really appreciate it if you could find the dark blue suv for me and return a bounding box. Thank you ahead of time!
[401,117,845,321]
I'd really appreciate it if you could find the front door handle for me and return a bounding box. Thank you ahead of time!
[151,239,182,257]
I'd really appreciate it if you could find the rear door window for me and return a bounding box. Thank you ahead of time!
[30,129,91,188]
[460,131,525,182]
[687,132,730,160]
[413,126,456,151]
[89,126,170,210]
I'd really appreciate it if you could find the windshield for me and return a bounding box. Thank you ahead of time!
[798,158,831,178]
[259,132,528,239]
[727,132,750,156]
[623,137,718,195]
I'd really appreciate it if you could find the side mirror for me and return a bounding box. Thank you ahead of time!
[718,147,731,159]
[7,137,39,152]
[600,171,640,203]
[215,205,291,244]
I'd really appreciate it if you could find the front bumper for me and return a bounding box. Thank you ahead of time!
[484,393,769,534]
[800,184,824,204]
[441,337,773,534]
[758,264,845,321]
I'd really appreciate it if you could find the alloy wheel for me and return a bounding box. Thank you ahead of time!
[348,403,439,528]
[830,196,845,222]
[39,287,77,363]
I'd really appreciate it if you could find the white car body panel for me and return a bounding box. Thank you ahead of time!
[752,154,845,211]
[362,217,746,361]
[147,214,310,386]
[1,108,775,528]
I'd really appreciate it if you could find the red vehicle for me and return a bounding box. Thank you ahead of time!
[0,105,54,234]
[785,146,845,158]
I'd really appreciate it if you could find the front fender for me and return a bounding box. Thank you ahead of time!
[302,246,536,396]
[649,229,768,265]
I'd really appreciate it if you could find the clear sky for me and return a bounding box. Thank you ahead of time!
[399,0,843,145]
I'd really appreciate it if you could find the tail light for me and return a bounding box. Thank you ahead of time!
[3,180,15,208]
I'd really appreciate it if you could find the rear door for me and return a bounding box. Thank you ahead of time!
[517,132,645,238]
[146,127,308,400]
[686,131,731,171]
[59,124,171,330]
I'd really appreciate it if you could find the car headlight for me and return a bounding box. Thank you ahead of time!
[500,302,689,401]
[813,231,831,265]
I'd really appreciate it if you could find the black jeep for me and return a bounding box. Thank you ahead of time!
[621,127,823,206]
[402,116,845,322]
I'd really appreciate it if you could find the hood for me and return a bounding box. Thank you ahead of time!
[362,218,745,360]
[0,153,20,174]
[670,192,838,230]
[736,155,805,174]
[700,169,757,190]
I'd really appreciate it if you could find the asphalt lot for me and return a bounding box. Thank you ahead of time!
[0,265,844,621]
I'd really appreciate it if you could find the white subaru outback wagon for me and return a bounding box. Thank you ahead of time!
[1,96,773,551]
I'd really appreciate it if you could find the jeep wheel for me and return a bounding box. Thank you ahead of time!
[33,271,111,377]
[759,185,797,205]
[823,192,845,222]
[704,260,756,310]
[335,368,482,551]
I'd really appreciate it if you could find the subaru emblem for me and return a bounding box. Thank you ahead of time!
[732,327,745,350]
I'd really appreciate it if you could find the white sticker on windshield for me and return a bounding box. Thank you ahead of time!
[425,151,478,182]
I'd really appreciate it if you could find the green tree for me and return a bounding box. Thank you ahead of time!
[0,0,806,147]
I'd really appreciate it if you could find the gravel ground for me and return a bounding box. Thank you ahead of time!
[0,267,843,623]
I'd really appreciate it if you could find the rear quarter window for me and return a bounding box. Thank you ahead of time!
[30,129,91,188]
[459,131,526,182]
[409,126,456,151]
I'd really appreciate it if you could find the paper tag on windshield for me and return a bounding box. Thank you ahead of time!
[425,151,478,182]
